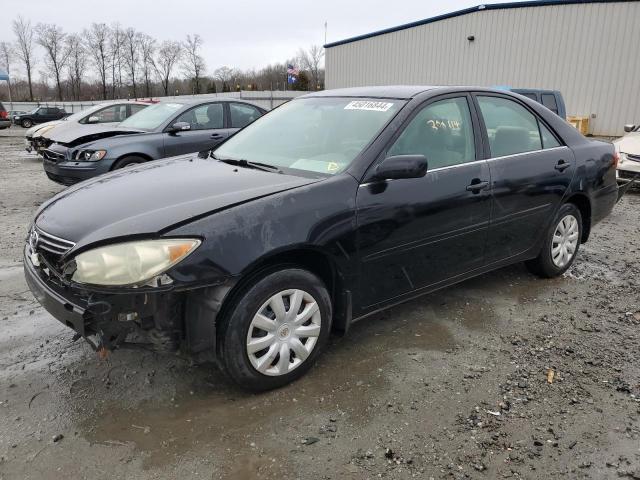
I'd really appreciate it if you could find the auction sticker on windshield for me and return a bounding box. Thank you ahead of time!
[344,101,394,112]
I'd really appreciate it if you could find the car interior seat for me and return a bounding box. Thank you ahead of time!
[492,126,531,157]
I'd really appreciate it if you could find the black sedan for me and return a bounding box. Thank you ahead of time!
[24,86,619,391]
[13,106,69,128]
[41,99,266,185]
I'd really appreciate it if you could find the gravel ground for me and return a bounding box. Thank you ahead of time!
[0,128,639,479]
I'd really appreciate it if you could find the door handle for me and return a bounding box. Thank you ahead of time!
[210,133,224,139]
[466,180,489,193]
[554,159,570,171]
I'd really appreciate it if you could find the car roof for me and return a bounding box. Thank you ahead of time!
[301,85,439,100]
[157,97,260,106]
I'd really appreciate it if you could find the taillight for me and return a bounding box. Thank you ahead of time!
[0,111,7,119]
[612,151,620,169]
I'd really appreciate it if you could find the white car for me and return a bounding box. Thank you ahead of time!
[25,101,151,155]
[614,124,640,181]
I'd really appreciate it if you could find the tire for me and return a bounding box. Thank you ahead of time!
[112,155,145,170]
[21,119,33,128]
[525,203,582,278]
[218,268,332,391]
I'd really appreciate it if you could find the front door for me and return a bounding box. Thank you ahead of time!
[355,95,492,310]
[163,103,233,157]
[473,94,575,263]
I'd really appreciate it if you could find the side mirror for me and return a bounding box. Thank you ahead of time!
[623,124,636,133]
[374,155,428,181]
[169,121,191,133]
[86,116,100,124]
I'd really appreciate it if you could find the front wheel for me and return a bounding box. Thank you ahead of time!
[218,268,332,391]
[21,119,33,128]
[526,203,582,278]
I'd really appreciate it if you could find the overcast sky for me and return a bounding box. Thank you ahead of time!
[3,0,517,75]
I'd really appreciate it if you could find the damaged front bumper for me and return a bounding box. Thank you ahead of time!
[23,245,182,352]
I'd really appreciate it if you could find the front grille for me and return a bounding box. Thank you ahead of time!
[43,149,65,162]
[29,226,76,267]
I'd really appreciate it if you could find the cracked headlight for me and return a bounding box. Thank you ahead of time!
[71,239,201,286]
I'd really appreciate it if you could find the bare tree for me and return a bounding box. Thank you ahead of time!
[297,45,324,90]
[153,40,182,96]
[0,42,13,100]
[12,16,37,101]
[37,23,70,101]
[182,34,206,94]
[109,23,125,98]
[213,66,236,91]
[66,34,87,100]
[123,27,140,98]
[138,34,156,97]
[85,23,110,100]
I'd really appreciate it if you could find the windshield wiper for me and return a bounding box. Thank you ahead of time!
[212,154,282,173]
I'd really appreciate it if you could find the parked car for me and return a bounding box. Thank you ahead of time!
[41,99,266,185]
[13,106,69,128]
[510,89,567,119]
[25,101,151,154]
[613,123,640,182]
[0,102,11,129]
[24,86,618,391]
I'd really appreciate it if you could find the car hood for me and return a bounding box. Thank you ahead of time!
[26,121,63,137]
[45,124,146,147]
[614,132,640,154]
[35,154,320,251]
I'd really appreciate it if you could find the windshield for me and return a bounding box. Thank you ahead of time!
[214,97,404,175]
[118,102,184,131]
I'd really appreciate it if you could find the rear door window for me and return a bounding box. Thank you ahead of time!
[477,96,542,157]
[230,103,262,128]
[89,105,128,123]
[541,94,559,115]
[388,97,476,169]
[128,104,147,116]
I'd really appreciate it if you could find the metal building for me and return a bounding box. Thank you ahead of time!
[324,0,640,136]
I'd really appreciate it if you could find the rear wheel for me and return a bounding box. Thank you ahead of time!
[218,268,332,391]
[526,203,582,278]
[21,119,33,128]
[112,155,145,169]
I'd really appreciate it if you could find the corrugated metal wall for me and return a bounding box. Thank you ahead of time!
[325,2,640,136]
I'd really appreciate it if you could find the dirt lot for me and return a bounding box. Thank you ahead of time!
[0,128,638,480]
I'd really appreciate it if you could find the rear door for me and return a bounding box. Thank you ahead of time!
[46,108,61,121]
[163,102,232,157]
[473,93,575,264]
[355,94,492,308]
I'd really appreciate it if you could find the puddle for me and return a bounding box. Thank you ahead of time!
[77,279,508,470]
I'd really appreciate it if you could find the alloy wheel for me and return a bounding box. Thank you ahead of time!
[246,289,321,376]
[551,214,579,267]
